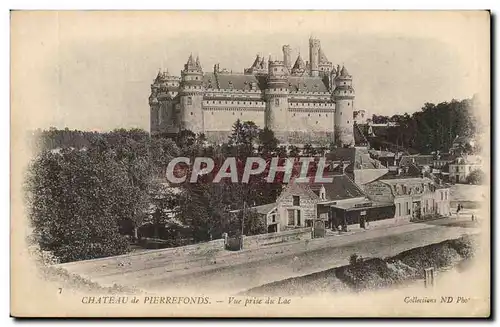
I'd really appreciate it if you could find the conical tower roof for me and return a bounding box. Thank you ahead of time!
[292,53,306,70]
[340,65,349,77]
[187,53,195,66]
[251,54,261,68]
[319,48,329,63]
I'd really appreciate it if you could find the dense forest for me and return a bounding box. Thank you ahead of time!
[369,99,479,154]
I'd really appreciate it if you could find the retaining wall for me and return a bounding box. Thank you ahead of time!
[243,227,312,249]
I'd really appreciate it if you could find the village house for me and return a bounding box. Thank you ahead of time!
[363,175,451,222]
[311,174,395,230]
[448,155,483,183]
[244,172,395,234]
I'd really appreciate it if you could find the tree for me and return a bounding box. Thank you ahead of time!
[258,127,279,157]
[230,208,266,237]
[150,137,180,177]
[24,148,146,263]
[145,181,180,241]
[302,143,317,156]
[466,169,485,185]
[227,120,259,158]
[288,145,300,157]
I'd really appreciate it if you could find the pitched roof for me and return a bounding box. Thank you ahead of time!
[326,147,384,170]
[340,66,349,76]
[399,155,434,167]
[288,76,329,92]
[308,174,366,201]
[319,48,329,63]
[251,203,277,215]
[354,123,369,146]
[378,177,434,185]
[202,72,266,90]
[292,54,306,70]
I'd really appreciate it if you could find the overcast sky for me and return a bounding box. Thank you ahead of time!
[11,11,489,132]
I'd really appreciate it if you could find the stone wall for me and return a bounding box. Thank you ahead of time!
[242,227,312,249]
[55,239,226,272]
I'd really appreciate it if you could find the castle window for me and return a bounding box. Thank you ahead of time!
[190,112,193,115]
[348,103,350,106]
[275,98,279,106]
[347,121,350,124]
[308,114,310,117]
[274,68,278,72]
[319,114,321,117]
[219,101,221,104]
[240,112,243,116]
[237,101,240,104]
[212,112,214,115]
[233,112,235,115]
[316,121,318,124]
[326,114,328,117]
[187,97,192,105]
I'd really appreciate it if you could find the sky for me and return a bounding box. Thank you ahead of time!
[11,11,490,132]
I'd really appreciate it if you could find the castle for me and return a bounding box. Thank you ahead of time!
[149,37,356,146]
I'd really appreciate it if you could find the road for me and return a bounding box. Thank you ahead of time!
[71,215,481,294]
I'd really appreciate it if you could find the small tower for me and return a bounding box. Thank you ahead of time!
[309,37,321,77]
[333,65,355,147]
[265,59,289,142]
[179,54,204,133]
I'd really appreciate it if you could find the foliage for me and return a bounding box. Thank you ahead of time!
[229,207,267,237]
[369,99,478,154]
[227,119,260,158]
[302,143,317,156]
[466,169,485,185]
[25,148,141,263]
[258,127,279,157]
[288,145,300,157]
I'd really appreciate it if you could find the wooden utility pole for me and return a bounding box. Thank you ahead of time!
[424,267,435,288]
[240,201,246,250]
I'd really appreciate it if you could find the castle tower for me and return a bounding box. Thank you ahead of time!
[149,70,163,134]
[149,69,181,135]
[265,59,289,142]
[309,37,320,77]
[282,45,292,73]
[333,65,355,147]
[179,54,204,133]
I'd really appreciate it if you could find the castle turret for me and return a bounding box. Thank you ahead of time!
[265,60,289,142]
[309,37,320,77]
[179,54,204,133]
[150,69,181,135]
[333,65,355,147]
